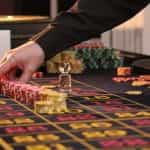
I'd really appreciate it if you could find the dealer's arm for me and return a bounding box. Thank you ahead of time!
[0,0,149,82]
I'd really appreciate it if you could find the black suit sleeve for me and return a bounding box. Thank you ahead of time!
[31,0,149,59]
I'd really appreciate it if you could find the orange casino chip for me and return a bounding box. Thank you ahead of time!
[139,75,150,81]
[131,80,150,87]
[117,67,132,76]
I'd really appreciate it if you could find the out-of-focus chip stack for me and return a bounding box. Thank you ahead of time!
[117,67,132,76]
[0,78,68,114]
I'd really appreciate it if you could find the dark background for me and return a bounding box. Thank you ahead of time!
[0,0,76,16]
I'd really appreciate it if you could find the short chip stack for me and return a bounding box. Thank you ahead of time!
[117,67,132,76]
[35,88,68,114]
[0,78,68,114]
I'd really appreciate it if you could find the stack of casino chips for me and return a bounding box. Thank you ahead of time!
[0,78,68,114]
[117,67,132,76]
[0,78,41,105]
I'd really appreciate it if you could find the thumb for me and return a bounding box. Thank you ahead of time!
[0,57,16,77]
[19,68,34,83]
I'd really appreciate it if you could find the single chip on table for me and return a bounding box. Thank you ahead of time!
[112,77,129,82]
[37,134,60,141]
[104,129,127,137]
[82,131,105,138]
[26,144,50,150]
[136,111,150,117]
[41,85,56,89]
[14,118,35,124]
[52,143,67,150]
[125,90,143,95]
[95,96,111,100]
[69,123,91,130]
[13,135,36,143]
[131,81,150,86]
[91,122,112,128]
[139,75,150,81]
[0,119,13,125]
[0,100,6,104]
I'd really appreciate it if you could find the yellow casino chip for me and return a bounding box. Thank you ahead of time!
[0,100,6,105]
[82,131,105,139]
[53,144,67,150]
[104,129,127,137]
[115,112,134,118]
[83,97,91,100]
[91,122,112,128]
[125,90,142,95]
[41,85,56,89]
[142,148,150,150]
[0,138,13,150]
[13,136,36,143]
[69,123,91,130]
[70,108,83,113]
[95,96,110,100]
[136,111,150,117]
[0,119,13,125]
[37,134,60,141]
[14,118,35,124]
[26,145,51,150]
[131,81,148,87]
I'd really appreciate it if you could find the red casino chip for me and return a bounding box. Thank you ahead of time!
[6,111,25,117]
[112,77,126,82]
[0,105,13,111]
[112,77,138,83]
[27,126,48,132]
[32,72,43,78]
[5,127,26,134]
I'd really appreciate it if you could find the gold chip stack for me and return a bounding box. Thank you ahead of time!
[34,88,68,114]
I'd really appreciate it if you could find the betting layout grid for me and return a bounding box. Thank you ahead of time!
[0,78,149,150]
[31,77,150,149]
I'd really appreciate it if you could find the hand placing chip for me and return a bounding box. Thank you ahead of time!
[0,41,45,82]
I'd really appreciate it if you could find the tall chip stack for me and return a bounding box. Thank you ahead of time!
[0,78,68,114]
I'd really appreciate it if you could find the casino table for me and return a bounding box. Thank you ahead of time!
[73,71,150,106]
[0,71,149,150]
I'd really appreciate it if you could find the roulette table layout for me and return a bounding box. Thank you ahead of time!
[0,72,149,150]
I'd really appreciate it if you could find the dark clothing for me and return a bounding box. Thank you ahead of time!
[31,0,149,59]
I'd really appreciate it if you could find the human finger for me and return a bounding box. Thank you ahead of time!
[0,56,16,77]
[19,69,34,83]
[6,69,18,81]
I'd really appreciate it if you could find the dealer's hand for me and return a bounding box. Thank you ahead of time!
[0,41,45,82]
